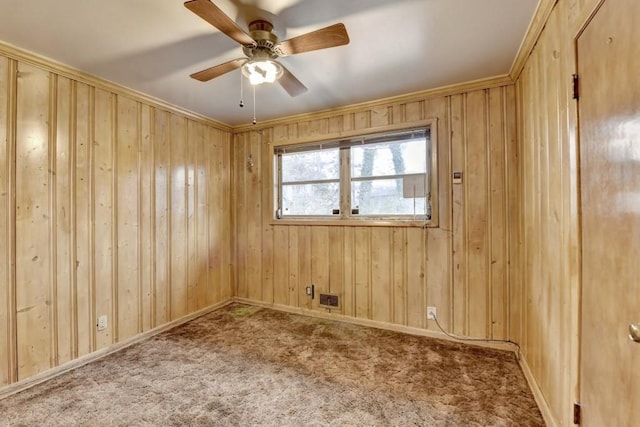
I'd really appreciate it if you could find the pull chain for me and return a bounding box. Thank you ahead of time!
[239,70,244,108]
[252,85,257,125]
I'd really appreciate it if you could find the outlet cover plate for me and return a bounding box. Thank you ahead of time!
[97,315,107,331]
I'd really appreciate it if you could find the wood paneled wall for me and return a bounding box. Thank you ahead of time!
[512,0,602,425]
[0,54,233,387]
[232,84,518,340]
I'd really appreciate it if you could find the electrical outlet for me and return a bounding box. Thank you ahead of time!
[97,315,107,331]
[427,306,437,320]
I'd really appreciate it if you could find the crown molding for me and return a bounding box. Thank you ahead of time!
[232,74,514,132]
[0,40,231,132]
[509,0,559,81]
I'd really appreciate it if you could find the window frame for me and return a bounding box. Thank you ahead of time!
[270,118,438,228]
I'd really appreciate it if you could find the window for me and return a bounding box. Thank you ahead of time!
[274,126,434,224]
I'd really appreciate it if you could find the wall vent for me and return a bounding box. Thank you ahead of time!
[319,293,340,309]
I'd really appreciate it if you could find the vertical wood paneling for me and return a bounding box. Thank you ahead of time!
[0,51,233,390]
[545,11,564,411]
[273,226,289,305]
[116,95,140,341]
[222,132,233,300]
[297,226,312,310]
[450,94,467,335]
[406,228,425,328]
[354,228,370,319]
[392,228,406,325]
[55,76,73,364]
[153,110,170,326]
[74,82,91,357]
[234,133,248,299]
[342,113,354,132]
[246,132,262,302]
[184,120,201,313]
[505,84,520,344]
[465,90,490,338]
[208,130,233,303]
[354,111,370,130]
[342,227,355,318]
[310,226,329,311]
[93,88,114,350]
[186,121,197,312]
[513,1,585,424]
[48,75,58,368]
[328,227,343,313]
[0,56,13,386]
[371,106,390,128]
[206,128,220,305]
[15,63,52,379]
[426,228,450,331]
[195,122,208,310]
[233,83,518,343]
[287,227,299,307]
[488,87,507,340]
[405,101,423,122]
[370,228,391,323]
[261,130,274,305]
[139,104,153,331]
[169,115,187,320]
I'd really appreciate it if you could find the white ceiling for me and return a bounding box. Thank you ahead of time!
[0,0,539,126]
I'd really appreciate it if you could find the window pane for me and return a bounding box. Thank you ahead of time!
[282,182,340,216]
[351,138,426,178]
[281,149,339,182]
[352,178,426,216]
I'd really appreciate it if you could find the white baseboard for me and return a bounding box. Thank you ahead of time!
[0,299,233,401]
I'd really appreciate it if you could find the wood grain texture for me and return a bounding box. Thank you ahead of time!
[74,82,92,358]
[169,115,188,320]
[54,75,73,365]
[15,63,52,380]
[186,120,198,313]
[233,85,517,341]
[512,0,591,425]
[116,95,140,341]
[0,56,15,387]
[578,0,640,424]
[139,104,153,332]
[0,53,233,388]
[93,87,115,350]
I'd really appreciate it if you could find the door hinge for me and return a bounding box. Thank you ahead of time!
[572,74,580,100]
[573,402,581,424]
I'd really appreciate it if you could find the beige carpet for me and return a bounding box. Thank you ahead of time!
[0,304,544,426]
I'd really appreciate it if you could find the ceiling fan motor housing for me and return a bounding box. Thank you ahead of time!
[243,20,280,59]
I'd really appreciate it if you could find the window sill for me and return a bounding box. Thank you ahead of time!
[269,218,436,228]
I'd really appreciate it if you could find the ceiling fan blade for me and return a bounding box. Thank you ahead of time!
[278,65,308,97]
[277,23,349,56]
[184,0,255,46]
[190,58,247,82]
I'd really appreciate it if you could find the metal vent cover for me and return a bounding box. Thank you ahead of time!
[319,293,340,309]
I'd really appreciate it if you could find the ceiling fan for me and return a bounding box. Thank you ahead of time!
[184,0,350,97]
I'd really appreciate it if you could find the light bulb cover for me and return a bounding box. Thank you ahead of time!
[242,60,283,85]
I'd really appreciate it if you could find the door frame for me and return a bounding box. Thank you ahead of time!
[572,0,614,421]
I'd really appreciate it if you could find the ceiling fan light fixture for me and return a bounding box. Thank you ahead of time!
[242,59,283,85]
